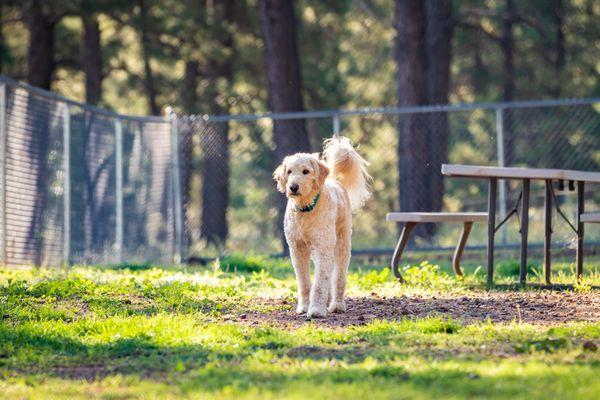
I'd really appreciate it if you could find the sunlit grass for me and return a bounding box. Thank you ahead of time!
[0,257,598,399]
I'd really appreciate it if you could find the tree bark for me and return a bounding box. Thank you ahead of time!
[23,0,55,264]
[501,0,516,167]
[259,0,310,251]
[196,0,234,246]
[394,0,428,217]
[182,60,199,114]
[82,12,102,105]
[26,0,55,89]
[0,4,4,75]
[425,0,453,216]
[552,0,565,97]
[138,0,160,115]
[180,60,198,248]
[259,0,310,154]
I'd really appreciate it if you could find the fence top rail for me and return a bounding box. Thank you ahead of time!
[187,97,600,123]
[2,74,598,125]
[0,75,169,123]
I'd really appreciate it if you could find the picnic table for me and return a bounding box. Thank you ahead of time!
[442,164,600,286]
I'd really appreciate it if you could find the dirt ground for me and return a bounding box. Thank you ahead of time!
[236,290,600,327]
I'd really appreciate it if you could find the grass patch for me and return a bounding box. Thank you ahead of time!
[0,256,598,399]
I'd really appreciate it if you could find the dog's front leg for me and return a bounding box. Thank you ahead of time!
[289,242,311,314]
[307,248,334,319]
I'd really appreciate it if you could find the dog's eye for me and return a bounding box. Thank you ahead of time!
[287,170,292,174]
[303,169,309,175]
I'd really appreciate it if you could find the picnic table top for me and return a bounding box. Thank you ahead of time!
[441,164,600,183]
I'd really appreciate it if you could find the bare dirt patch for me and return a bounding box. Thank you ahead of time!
[235,290,600,327]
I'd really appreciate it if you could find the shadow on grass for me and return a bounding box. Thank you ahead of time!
[1,325,594,399]
[0,325,215,380]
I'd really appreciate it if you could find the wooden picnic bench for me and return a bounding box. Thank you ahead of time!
[386,212,487,281]
[387,164,600,286]
[441,164,600,286]
[580,213,600,223]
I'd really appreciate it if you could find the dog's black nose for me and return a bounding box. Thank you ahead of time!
[290,183,299,193]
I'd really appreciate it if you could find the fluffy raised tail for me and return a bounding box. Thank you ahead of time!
[323,136,372,211]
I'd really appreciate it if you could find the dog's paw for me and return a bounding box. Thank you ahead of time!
[306,305,327,319]
[327,301,347,314]
[296,303,308,314]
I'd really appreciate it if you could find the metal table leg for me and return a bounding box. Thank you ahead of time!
[544,180,552,284]
[487,178,497,288]
[520,179,530,285]
[576,181,585,280]
[452,221,473,276]
[391,222,416,282]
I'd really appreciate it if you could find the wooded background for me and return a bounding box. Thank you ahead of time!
[2,1,597,113]
[0,0,598,257]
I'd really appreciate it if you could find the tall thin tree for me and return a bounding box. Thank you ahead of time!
[259,0,310,250]
[425,0,454,216]
[26,0,55,89]
[138,0,160,115]
[394,0,429,216]
[81,5,102,105]
[199,0,234,246]
[501,0,516,167]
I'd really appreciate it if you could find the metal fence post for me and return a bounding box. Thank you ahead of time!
[495,107,507,244]
[62,103,71,265]
[332,113,340,138]
[0,83,6,265]
[169,110,183,264]
[115,118,123,263]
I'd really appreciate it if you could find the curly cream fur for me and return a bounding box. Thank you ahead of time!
[273,137,371,318]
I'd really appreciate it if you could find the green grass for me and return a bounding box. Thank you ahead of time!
[0,257,598,399]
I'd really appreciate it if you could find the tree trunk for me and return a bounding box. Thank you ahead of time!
[199,121,229,245]
[552,0,565,97]
[0,4,4,75]
[473,34,487,95]
[424,0,453,217]
[138,0,160,115]
[23,0,55,264]
[82,12,102,105]
[259,0,310,251]
[180,60,198,248]
[197,0,233,246]
[182,60,199,113]
[394,0,429,235]
[548,0,567,168]
[501,0,516,167]
[26,0,55,89]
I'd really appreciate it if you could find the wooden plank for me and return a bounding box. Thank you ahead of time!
[386,212,487,223]
[442,164,600,183]
[580,213,600,223]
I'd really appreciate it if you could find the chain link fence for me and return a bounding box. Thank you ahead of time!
[0,74,598,267]
[0,77,176,267]
[181,100,600,260]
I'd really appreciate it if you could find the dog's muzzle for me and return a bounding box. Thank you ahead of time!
[289,183,300,196]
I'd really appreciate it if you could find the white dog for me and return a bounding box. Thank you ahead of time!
[273,137,371,318]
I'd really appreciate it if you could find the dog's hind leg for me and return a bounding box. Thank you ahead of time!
[290,242,311,314]
[328,231,350,313]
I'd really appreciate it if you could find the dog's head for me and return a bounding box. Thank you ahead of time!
[273,153,330,202]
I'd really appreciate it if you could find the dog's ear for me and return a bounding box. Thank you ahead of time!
[311,158,330,191]
[273,158,287,193]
